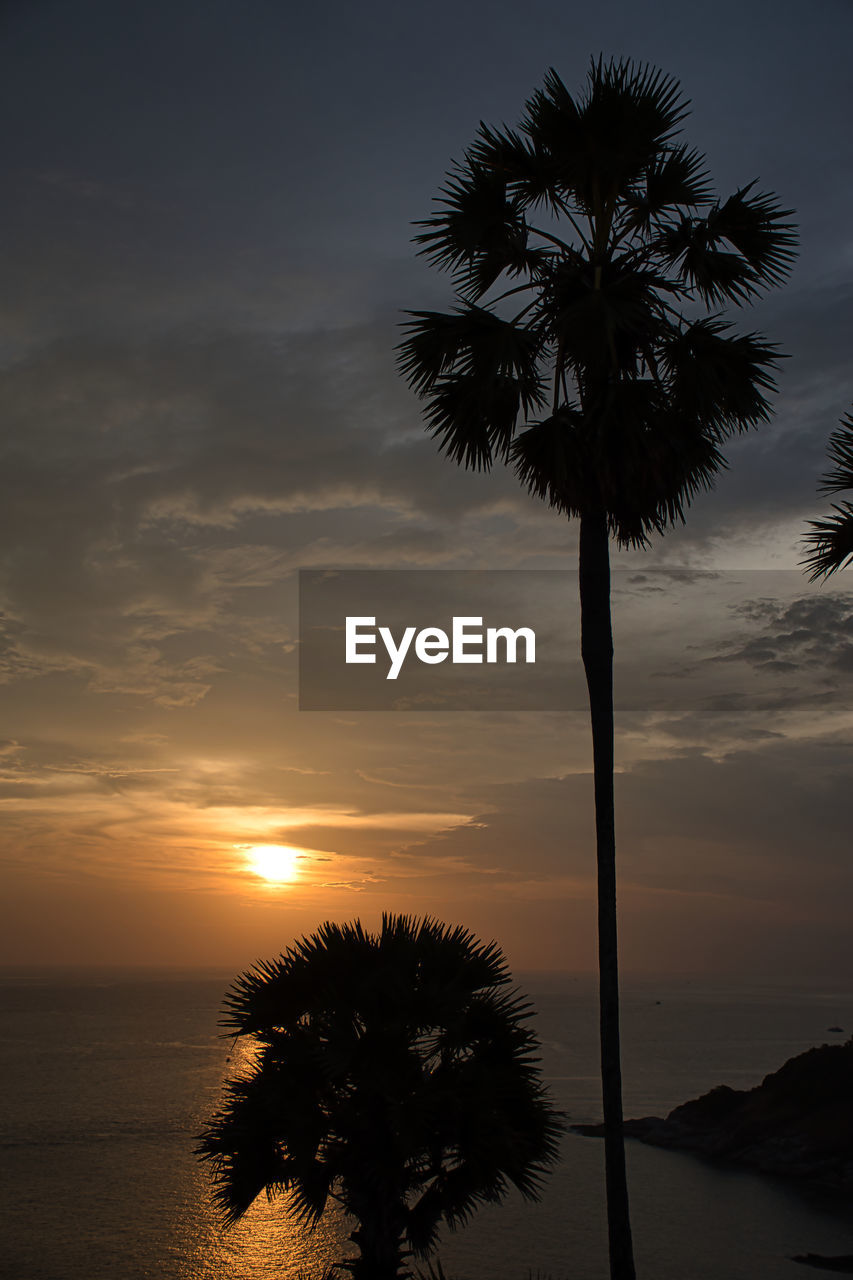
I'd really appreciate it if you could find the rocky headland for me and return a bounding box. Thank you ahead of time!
[575,1036,853,1191]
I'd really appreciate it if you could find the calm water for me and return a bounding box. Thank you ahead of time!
[1,970,852,1280]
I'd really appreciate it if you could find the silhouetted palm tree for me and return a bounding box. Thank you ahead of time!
[397,58,796,1280]
[803,410,853,578]
[198,915,563,1280]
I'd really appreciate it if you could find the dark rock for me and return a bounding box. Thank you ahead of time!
[791,1256,853,1273]
[573,1037,853,1189]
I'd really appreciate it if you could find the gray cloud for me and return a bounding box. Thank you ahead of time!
[718,592,853,675]
[403,733,853,912]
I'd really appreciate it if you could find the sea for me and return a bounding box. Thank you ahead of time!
[1,969,852,1280]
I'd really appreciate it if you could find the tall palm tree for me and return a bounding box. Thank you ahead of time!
[397,58,796,1280]
[803,410,853,578]
[197,914,563,1280]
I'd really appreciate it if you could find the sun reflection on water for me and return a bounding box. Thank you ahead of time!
[172,1034,355,1280]
[174,1171,355,1280]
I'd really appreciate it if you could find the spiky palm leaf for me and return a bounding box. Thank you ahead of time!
[198,915,563,1279]
[803,411,853,579]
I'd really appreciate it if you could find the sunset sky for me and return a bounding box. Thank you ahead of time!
[1,0,852,976]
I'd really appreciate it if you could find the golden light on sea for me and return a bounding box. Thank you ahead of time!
[244,844,303,884]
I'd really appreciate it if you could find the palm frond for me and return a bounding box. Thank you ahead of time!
[420,371,519,470]
[818,412,853,495]
[397,306,544,406]
[395,309,472,393]
[622,144,712,233]
[398,306,547,469]
[517,69,584,199]
[578,56,690,166]
[512,387,727,547]
[519,60,691,209]
[412,164,537,297]
[467,121,562,213]
[659,183,796,303]
[659,317,782,435]
[288,1160,334,1227]
[540,252,673,374]
[802,504,853,580]
[512,406,590,514]
[657,215,760,304]
[708,182,797,291]
[803,411,853,579]
[197,1070,294,1225]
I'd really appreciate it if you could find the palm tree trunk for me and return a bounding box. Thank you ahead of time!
[579,512,636,1280]
[349,1197,407,1280]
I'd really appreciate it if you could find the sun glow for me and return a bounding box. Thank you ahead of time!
[245,844,302,883]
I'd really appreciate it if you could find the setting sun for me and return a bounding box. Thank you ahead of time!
[245,845,302,883]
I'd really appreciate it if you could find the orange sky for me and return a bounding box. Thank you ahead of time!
[1,5,852,979]
[3,568,852,975]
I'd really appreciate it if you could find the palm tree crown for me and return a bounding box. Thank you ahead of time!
[398,58,796,540]
[198,915,563,1280]
[803,410,853,578]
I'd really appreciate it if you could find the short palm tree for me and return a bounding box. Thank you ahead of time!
[397,58,796,1280]
[197,914,563,1280]
[803,410,853,578]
